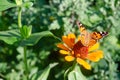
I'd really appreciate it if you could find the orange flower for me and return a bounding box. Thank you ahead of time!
[57,33,103,70]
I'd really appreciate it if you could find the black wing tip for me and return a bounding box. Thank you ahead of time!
[100,31,108,36]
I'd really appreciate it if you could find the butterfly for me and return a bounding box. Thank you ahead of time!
[76,21,108,47]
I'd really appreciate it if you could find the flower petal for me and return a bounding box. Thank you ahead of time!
[62,36,73,48]
[62,34,75,48]
[89,43,99,52]
[59,50,70,55]
[77,58,91,70]
[57,43,69,50]
[65,56,75,62]
[87,50,103,62]
[68,33,76,43]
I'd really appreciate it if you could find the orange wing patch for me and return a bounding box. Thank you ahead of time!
[91,32,108,40]
[89,32,108,47]
[76,21,108,47]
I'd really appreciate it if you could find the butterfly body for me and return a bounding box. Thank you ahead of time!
[76,21,108,47]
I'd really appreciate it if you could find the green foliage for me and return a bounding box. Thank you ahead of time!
[0,29,55,46]
[0,0,120,80]
[0,30,20,44]
[0,0,16,11]
[31,63,58,80]
[0,62,7,73]
[20,25,32,38]
[68,66,87,80]
[20,30,57,46]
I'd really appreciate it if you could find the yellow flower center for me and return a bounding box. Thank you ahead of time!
[73,41,88,59]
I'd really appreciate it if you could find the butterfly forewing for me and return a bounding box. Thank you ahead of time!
[77,21,91,46]
[91,32,104,40]
[80,31,91,46]
[89,32,108,47]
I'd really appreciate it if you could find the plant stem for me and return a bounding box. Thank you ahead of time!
[17,4,29,80]
[24,46,29,80]
[18,6,22,28]
[64,60,77,80]
[71,60,77,70]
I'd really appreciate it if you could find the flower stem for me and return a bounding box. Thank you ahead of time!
[71,60,77,70]
[64,60,77,80]
[24,46,29,80]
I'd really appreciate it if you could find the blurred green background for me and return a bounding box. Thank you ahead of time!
[0,0,120,80]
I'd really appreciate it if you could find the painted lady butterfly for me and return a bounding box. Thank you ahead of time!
[76,21,108,47]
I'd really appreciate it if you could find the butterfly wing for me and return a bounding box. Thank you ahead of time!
[91,32,103,40]
[77,21,91,46]
[80,28,91,46]
[88,32,108,47]
[76,21,108,47]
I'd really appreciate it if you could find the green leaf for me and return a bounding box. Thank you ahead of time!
[23,2,33,8]
[0,30,21,44]
[20,31,58,46]
[31,63,58,80]
[68,65,87,80]
[49,20,60,30]
[0,62,7,73]
[0,0,16,11]
[0,30,59,46]
[89,14,102,23]
[20,25,32,38]
[39,50,50,60]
